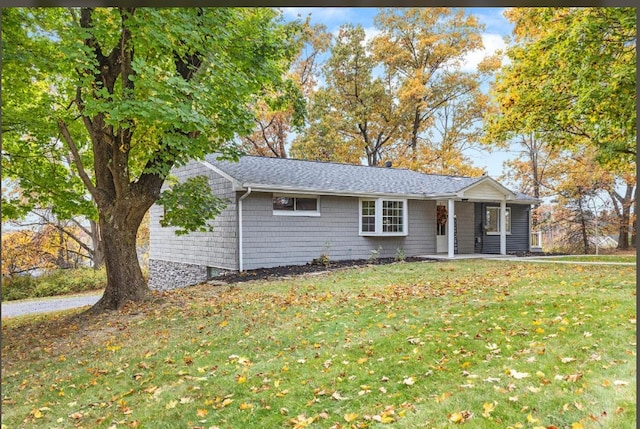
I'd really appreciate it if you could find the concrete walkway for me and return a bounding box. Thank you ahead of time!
[419,253,635,266]
[1,292,102,319]
[502,256,636,266]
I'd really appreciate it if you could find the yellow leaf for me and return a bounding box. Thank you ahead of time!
[449,412,463,423]
[196,408,208,417]
[571,423,584,429]
[239,402,253,410]
[482,402,495,418]
[344,413,358,422]
[32,409,43,419]
[220,320,228,327]
[449,410,472,423]
[527,413,540,423]
[357,357,368,365]
[237,375,247,384]
[165,400,178,409]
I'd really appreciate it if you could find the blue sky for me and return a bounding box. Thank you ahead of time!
[281,7,516,179]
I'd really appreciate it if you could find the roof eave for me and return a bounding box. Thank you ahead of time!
[239,183,457,200]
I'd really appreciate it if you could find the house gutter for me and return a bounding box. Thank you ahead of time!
[238,187,252,272]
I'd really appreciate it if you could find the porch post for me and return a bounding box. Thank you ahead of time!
[447,199,455,258]
[500,199,507,255]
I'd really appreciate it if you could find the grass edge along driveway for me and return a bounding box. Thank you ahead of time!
[1,259,636,429]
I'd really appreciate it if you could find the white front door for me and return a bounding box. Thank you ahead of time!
[436,203,448,253]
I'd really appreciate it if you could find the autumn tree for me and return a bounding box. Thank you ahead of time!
[240,20,331,158]
[9,209,104,269]
[2,229,56,277]
[292,24,406,166]
[371,8,496,174]
[289,89,363,164]
[2,8,301,311]
[1,218,92,277]
[485,7,636,249]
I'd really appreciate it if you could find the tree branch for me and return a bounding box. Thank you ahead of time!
[57,118,98,200]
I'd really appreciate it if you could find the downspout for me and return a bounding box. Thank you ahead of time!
[238,187,252,272]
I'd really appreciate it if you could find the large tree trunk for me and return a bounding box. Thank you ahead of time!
[90,208,149,312]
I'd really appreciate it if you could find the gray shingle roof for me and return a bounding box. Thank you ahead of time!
[203,155,537,202]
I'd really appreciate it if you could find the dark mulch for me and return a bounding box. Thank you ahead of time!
[210,257,427,284]
[208,251,567,285]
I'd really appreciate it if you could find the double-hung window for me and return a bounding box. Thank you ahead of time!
[485,206,511,234]
[273,195,320,216]
[359,198,407,236]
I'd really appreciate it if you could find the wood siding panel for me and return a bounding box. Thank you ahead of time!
[241,193,436,270]
[462,181,506,200]
[149,161,238,270]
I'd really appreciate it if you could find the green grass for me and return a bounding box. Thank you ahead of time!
[1,260,636,428]
[543,255,636,263]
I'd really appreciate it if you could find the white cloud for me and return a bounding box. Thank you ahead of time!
[460,33,507,73]
[363,26,381,45]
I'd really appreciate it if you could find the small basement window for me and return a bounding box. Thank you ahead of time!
[273,195,320,216]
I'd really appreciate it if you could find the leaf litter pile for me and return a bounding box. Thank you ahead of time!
[1,260,636,428]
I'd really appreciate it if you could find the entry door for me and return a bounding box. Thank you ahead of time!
[436,203,448,253]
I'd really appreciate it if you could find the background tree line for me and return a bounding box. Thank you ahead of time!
[243,7,636,253]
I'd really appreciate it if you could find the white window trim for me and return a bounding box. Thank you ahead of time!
[272,194,321,217]
[359,198,408,236]
[485,206,511,235]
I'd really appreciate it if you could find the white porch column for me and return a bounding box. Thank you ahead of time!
[500,199,507,255]
[447,199,455,258]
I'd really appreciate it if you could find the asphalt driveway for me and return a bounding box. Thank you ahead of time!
[1,293,102,318]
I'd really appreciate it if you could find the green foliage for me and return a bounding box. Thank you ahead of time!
[157,176,227,236]
[394,247,406,262]
[486,8,636,170]
[1,261,635,427]
[2,8,304,307]
[2,267,106,301]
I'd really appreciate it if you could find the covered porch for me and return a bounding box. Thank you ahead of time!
[432,177,540,258]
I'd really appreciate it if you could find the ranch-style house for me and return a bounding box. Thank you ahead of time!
[149,155,540,290]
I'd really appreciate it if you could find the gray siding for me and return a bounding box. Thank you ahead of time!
[241,193,436,270]
[474,203,530,253]
[149,160,238,271]
[455,202,475,254]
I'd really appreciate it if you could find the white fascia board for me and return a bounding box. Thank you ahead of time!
[199,160,243,190]
[240,183,456,200]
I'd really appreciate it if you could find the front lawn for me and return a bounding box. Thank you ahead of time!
[1,260,636,428]
[545,255,636,264]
